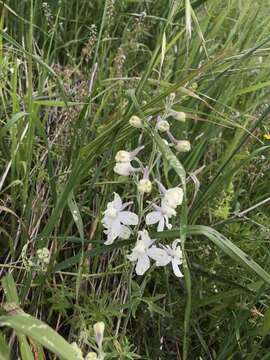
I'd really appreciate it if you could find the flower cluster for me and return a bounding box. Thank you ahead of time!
[101,101,190,277]
[21,245,50,272]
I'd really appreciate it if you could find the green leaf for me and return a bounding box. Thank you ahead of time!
[261,307,270,337]
[0,333,10,360]
[0,314,82,360]
[0,112,27,138]
[1,275,34,360]
[158,225,270,284]
[1,274,19,305]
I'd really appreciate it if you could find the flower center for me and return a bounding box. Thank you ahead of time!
[135,241,146,254]
[106,207,118,218]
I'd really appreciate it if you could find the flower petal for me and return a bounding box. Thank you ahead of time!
[172,260,183,277]
[119,211,138,225]
[104,231,116,245]
[135,254,150,275]
[146,211,162,225]
[105,220,122,243]
[164,216,172,230]
[127,251,138,262]
[119,225,131,239]
[148,246,170,266]
[114,162,136,176]
[157,217,165,232]
[140,229,154,248]
[112,192,122,210]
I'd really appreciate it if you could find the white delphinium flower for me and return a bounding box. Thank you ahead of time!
[114,146,143,176]
[146,181,183,231]
[102,193,138,245]
[150,239,183,277]
[163,187,184,208]
[156,119,170,132]
[175,140,191,153]
[156,180,183,209]
[145,200,175,231]
[127,230,157,275]
[129,115,143,128]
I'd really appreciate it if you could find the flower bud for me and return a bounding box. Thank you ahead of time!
[70,342,83,360]
[93,322,105,348]
[170,111,186,122]
[157,120,170,132]
[115,146,144,163]
[129,115,143,128]
[138,179,152,194]
[85,353,97,360]
[175,140,191,153]
[115,150,131,163]
[169,92,176,102]
[37,248,50,260]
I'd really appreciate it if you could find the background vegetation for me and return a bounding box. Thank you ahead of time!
[0,0,270,359]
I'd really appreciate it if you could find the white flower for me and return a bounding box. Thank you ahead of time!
[129,115,143,128]
[175,140,191,153]
[156,120,170,132]
[145,184,183,232]
[151,239,184,277]
[138,179,152,194]
[114,162,139,176]
[114,146,143,176]
[102,193,138,245]
[127,230,155,275]
[163,187,183,208]
[170,110,186,122]
[36,248,50,264]
[146,201,175,232]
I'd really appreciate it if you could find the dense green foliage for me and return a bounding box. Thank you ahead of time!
[1,0,270,359]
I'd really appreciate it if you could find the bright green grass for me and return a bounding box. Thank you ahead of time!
[1,0,270,359]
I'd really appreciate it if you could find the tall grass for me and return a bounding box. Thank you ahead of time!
[1,0,270,358]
